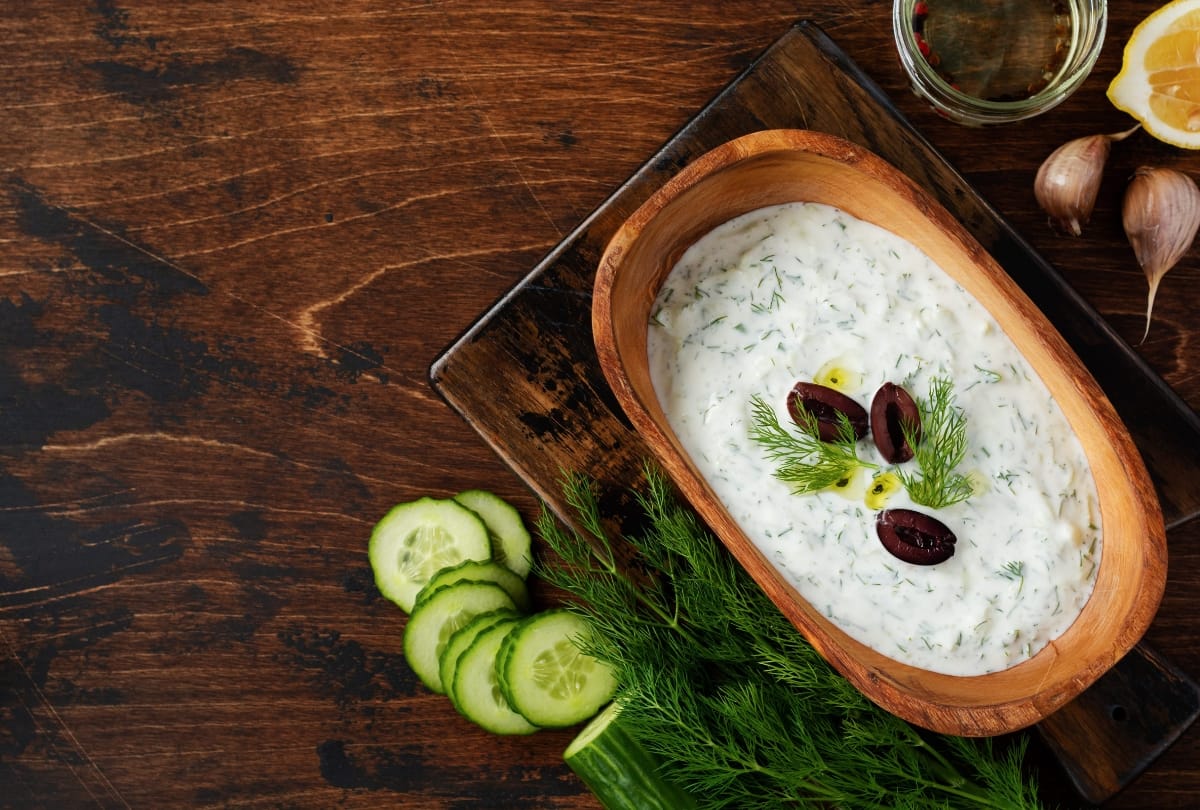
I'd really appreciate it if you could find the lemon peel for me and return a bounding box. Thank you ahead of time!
[1108,0,1200,149]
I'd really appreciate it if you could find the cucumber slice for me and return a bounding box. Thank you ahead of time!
[369,497,491,613]
[454,489,533,579]
[498,609,617,728]
[564,702,698,810]
[416,559,532,614]
[440,608,517,708]
[452,618,539,736]
[402,581,516,694]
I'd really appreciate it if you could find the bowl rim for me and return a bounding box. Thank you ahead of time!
[592,128,1167,736]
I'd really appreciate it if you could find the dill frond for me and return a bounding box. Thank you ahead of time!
[538,466,1044,810]
[898,376,974,508]
[748,394,876,494]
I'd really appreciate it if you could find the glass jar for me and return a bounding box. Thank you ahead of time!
[892,0,1107,125]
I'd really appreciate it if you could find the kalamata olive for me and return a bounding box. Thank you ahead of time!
[875,508,956,565]
[870,382,922,463]
[786,381,868,442]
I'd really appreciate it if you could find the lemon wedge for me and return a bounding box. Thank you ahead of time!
[1108,0,1200,149]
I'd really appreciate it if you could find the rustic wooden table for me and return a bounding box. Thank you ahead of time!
[2,2,1198,808]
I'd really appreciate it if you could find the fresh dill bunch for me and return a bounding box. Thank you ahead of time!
[899,376,974,508]
[537,465,1043,810]
[748,394,876,494]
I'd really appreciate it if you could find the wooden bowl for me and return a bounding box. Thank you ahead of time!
[592,129,1167,737]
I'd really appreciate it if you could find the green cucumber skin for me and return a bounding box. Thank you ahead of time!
[498,609,617,728]
[453,489,533,579]
[440,609,517,708]
[415,559,531,614]
[402,581,516,695]
[564,703,698,810]
[452,619,539,736]
[368,497,491,613]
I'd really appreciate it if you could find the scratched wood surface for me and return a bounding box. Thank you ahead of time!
[1,2,1198,809]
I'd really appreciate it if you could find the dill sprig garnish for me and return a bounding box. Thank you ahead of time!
[537,466,1043,810]
[899,376,974,508]
[748,394,876,494]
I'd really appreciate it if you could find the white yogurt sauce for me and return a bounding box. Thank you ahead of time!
[647,202,1101,676]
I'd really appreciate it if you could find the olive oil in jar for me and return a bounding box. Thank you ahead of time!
[911,0,1075,101]
[893,0,1106,123]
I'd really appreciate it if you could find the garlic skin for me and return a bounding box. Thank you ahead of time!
[1034,127,1138,236]
[1122,166,1200,343]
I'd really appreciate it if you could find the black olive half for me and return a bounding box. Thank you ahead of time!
[786,381,868,443]
[875,508,956,565]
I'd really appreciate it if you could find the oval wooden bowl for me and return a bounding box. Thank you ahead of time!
[592,129,1167,737]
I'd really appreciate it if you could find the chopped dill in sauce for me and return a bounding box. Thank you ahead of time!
[647,201,1102,676]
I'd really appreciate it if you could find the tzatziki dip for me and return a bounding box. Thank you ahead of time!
[647,201,1101,676]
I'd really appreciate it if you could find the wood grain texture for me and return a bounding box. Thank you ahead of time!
[1038,643,1200,805]
[1,2,1197,808]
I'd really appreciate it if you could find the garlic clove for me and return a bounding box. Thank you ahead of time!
[1121,165,1200,343]
[1034,127,1139,236]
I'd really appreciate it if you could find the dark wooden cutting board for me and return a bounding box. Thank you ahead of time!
[430,21,1200,805]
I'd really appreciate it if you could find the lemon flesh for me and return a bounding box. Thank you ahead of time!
[1109,1,1200,149]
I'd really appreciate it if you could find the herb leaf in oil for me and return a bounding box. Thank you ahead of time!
[748,394,876,494]
[537,466,1042,810]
